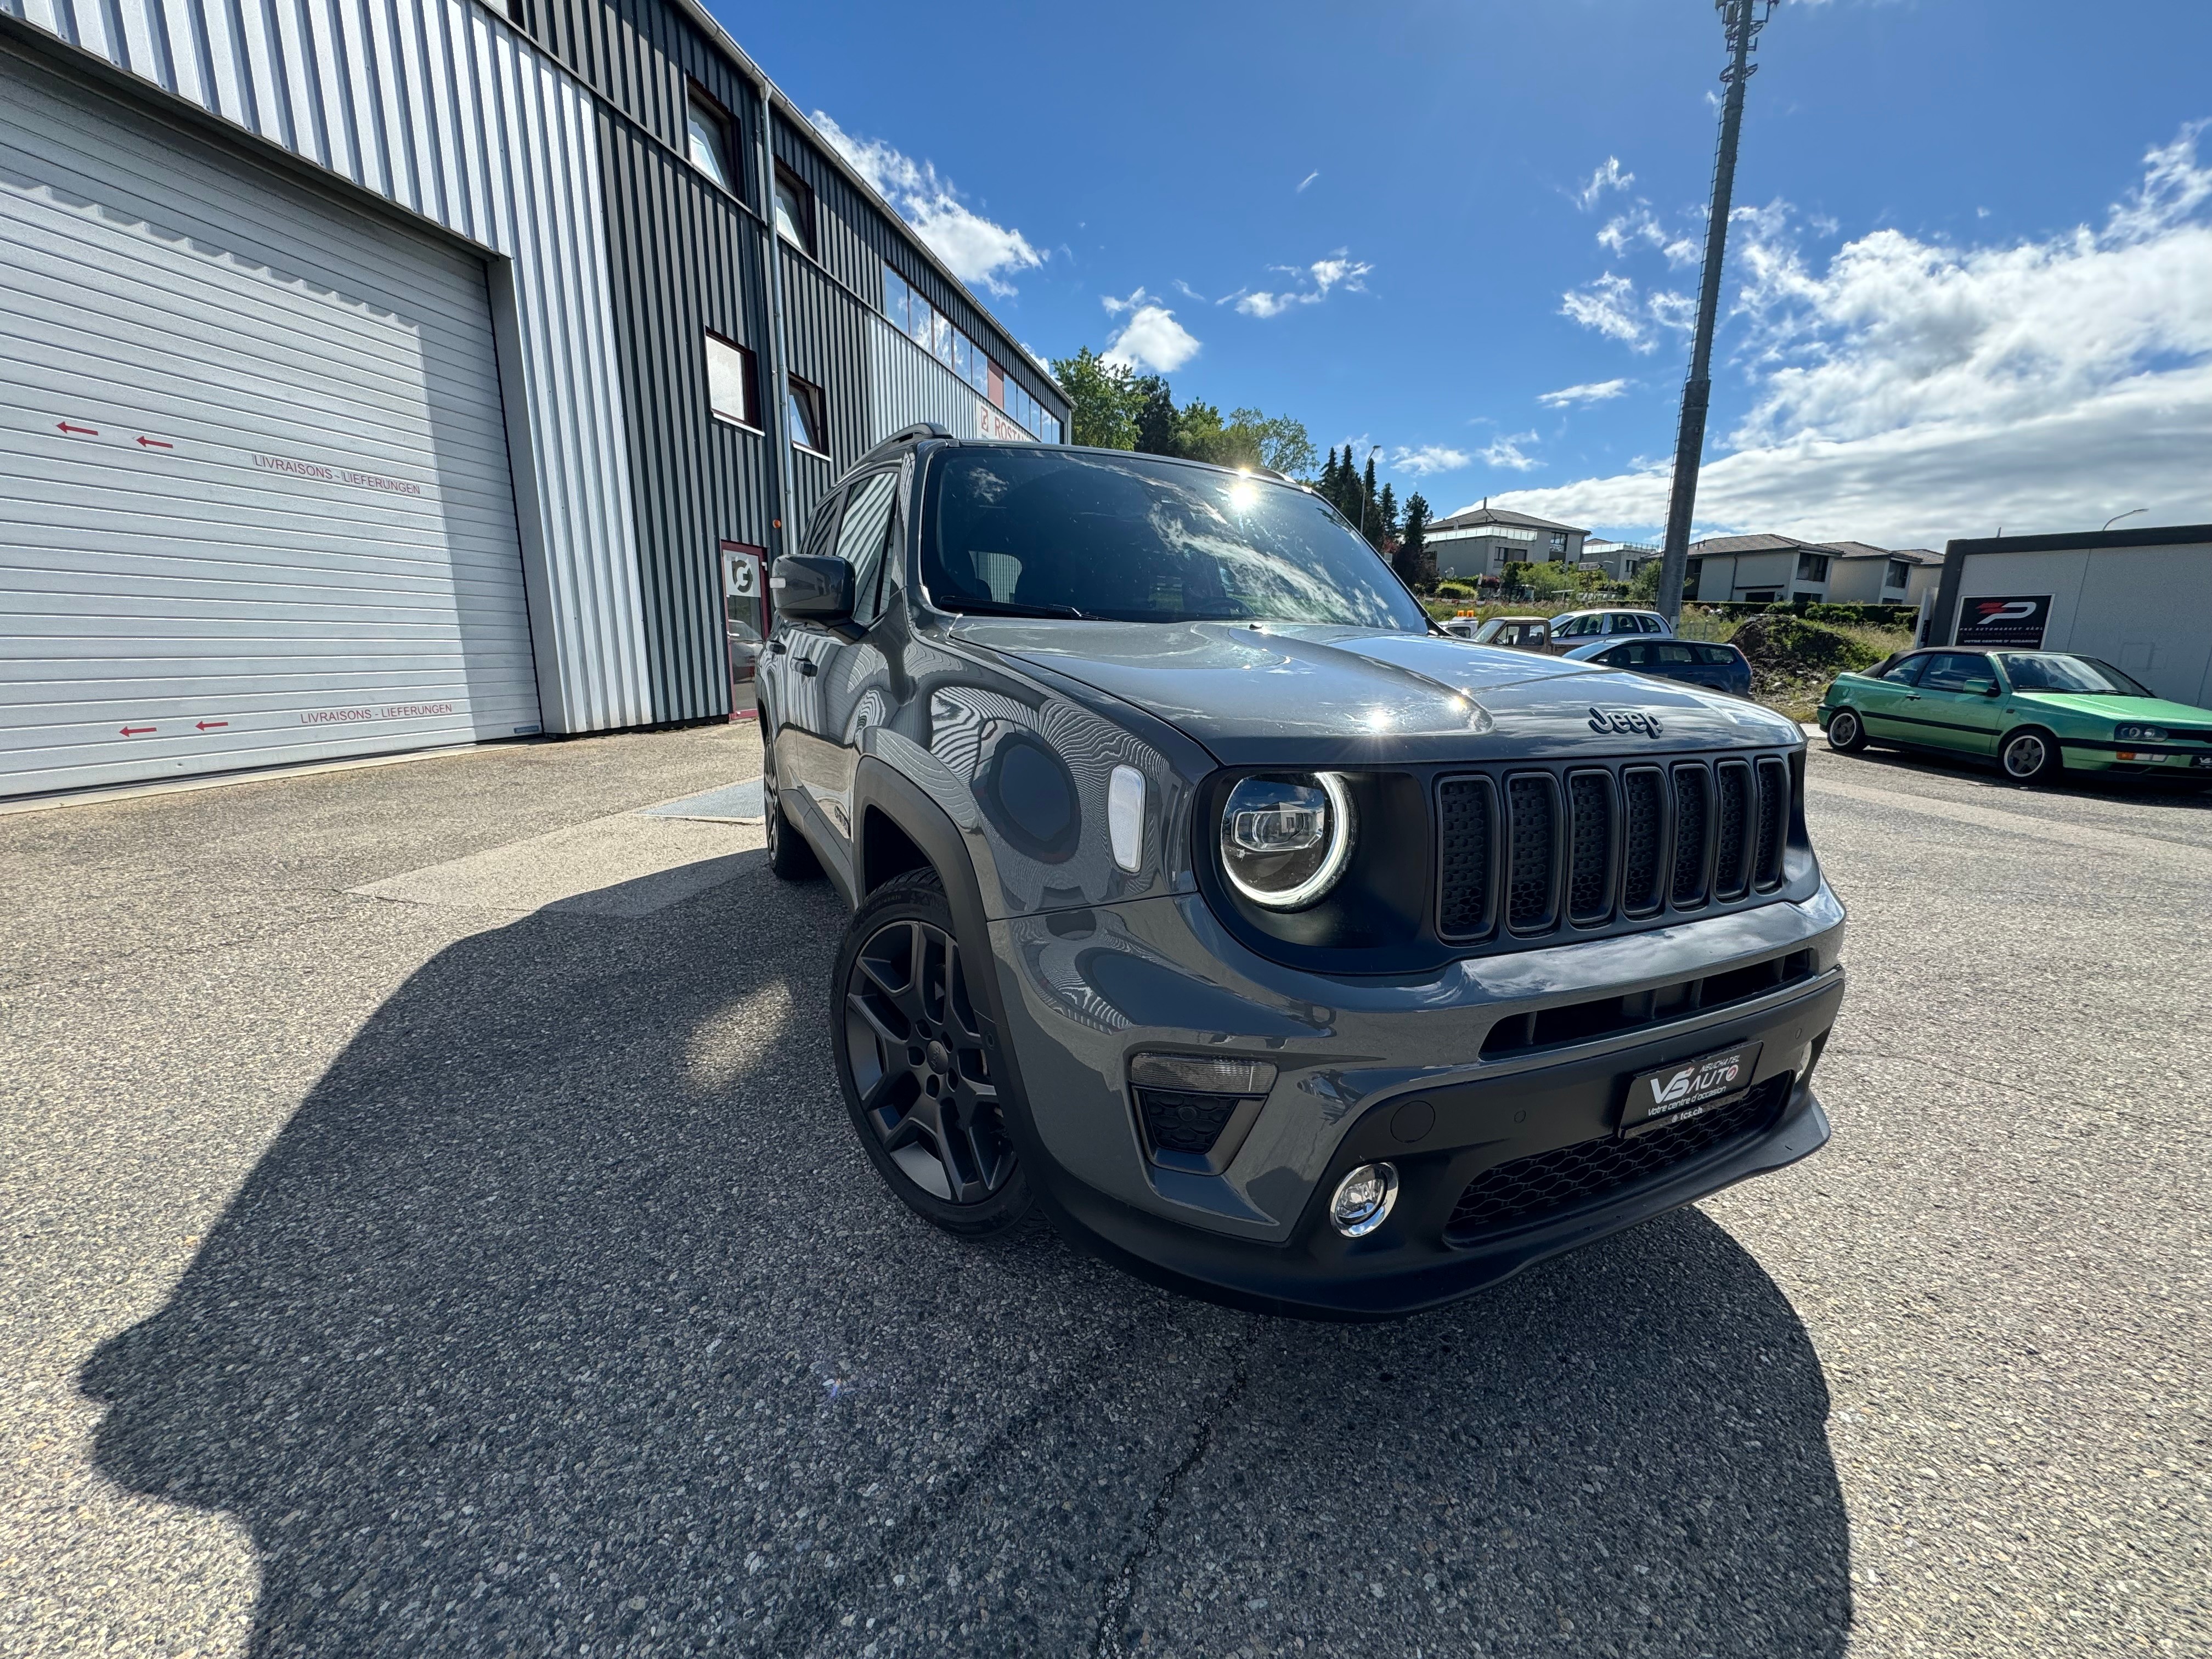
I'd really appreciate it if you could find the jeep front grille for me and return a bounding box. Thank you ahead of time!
[1437,752,1795,948]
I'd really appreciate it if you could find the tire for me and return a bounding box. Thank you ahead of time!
[1999,726,2062,785]
[762,732,822,882]
[1826,707,1869,753]
[832,867,1034,1238]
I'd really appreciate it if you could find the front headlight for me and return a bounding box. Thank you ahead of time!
[1218,772,1356,909]
[2115,724,2168,741]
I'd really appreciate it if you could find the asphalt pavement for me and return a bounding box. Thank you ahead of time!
[1,725,2204,1657]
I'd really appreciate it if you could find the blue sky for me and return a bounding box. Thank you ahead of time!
[716,0,2212,550]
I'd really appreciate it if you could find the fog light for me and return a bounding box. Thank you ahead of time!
[1329,1161,1399,1238]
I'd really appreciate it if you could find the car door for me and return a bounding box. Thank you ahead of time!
[778,466,905,859]
[1852,653,1928,740]
[1904,651,2004,755]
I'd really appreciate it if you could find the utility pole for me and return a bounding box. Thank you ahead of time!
[1655,0,1778,624]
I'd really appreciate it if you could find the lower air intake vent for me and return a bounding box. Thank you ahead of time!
[1444,1075,1791,1240]
[1136,1089,1242,1156]
[1505,774,1558,933]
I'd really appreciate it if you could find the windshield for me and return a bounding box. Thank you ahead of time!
[921,448,1429,629]
[1996,653,2154,696]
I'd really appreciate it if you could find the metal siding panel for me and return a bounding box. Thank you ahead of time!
[11,0,656,733]
[0,53,540,795]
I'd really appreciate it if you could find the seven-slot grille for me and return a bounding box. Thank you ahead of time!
[1437,754,1791,945]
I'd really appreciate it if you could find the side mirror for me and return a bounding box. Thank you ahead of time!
[770,554,854,621]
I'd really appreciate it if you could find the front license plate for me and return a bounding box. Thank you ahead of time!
[1620,1042,1763,1140]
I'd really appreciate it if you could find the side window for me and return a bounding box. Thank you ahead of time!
[1879,655,1926,685]
[1694,644,1737,665]
[1655,642,1695,664]
[1643,614,1668,634]
[1609,644,1646,665]
[1606,613,1636,634]
[1920,652,1992,692]
[1556,615,1595,637]
[836,471,901,625]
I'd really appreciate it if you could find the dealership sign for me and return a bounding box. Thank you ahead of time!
[1957,594,2051,648]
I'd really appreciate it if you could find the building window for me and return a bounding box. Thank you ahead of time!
[685,89,732,190]
[1548,531,1567,555]
[1796,551,1831,582]
[1684,557,1703,588]
[773,165,815,256]
[704,334,758,428]
[1886,558,1910,589]
[787,375,827,454]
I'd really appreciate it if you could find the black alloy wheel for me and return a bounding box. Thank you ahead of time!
[1826,708,1868,753]
[2000,727,2061,785]
[834,870,1031,1236]
[762,733,821,881]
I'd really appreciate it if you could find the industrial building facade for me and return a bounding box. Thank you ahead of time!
[0,0,1067,799]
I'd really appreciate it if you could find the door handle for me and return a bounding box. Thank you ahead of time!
[797,659,817,677]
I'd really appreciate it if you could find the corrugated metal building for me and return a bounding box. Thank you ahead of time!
[0,0,1066,798]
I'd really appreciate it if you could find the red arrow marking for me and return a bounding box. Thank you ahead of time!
[195,720,228,731]
[136,436,174,449]
[58,421,100,436]
[120,725,156,736]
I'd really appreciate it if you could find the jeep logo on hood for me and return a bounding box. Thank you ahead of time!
[1588,706,1664,738]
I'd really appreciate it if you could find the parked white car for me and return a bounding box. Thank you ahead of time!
[1548,608,1674,642]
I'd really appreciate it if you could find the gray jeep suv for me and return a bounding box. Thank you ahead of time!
[759,427,1846,1318]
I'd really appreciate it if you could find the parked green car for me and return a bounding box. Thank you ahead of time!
[1818,647,2212,785]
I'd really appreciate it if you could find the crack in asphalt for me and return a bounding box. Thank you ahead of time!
[1091,1344,1254,1659]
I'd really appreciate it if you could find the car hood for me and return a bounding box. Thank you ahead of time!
[2013,691,2211,726]
[951,619,1802,764]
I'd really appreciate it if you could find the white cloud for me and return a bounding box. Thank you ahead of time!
[1480,432,1542,472]
[1390,445,1472,476]
[1597,205,1702,267]
[812,112,1042,296]
[1500,124,2212,547]
[1538,378,1631,408]
[1233,251,1373,317]
[1101,289,1202,373]
[1577,156,1635,211]
[1560,269,1696,352]
[1297,170,1321,193]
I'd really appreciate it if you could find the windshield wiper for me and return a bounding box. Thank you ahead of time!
[934,595,1088,620]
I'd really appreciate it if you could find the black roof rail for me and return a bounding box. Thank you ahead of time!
[856,422,952,465]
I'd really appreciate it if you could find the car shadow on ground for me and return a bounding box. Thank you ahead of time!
[82,860,1852,1657]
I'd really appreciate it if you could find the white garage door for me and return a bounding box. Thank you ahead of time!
[0,52,541,799]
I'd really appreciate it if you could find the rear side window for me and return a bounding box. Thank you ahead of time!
[1879,655,1926,685]
[1919,652,1992,691]
[1643,614,1669,634]
[1692,644,1739,665]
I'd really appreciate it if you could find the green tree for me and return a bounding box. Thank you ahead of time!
[1396,491,1433,587]
[1321,447,1342,500]
[1228,408,1316,480]
[1131,375,1180,455]
[1047,348,1136,449]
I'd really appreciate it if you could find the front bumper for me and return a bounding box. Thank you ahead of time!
[988,885,1848,1319]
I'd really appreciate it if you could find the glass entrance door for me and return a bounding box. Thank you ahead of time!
[720,541,768,719]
